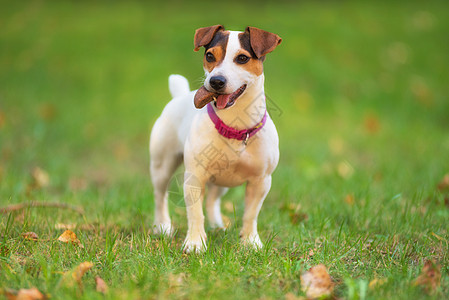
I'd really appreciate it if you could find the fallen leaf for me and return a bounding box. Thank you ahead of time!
[282,203,308,225]
[221,214,231,228]
[337,161,354,179]
[73,262,93,283]
[58,230,84,248]
[95,276,108,294]
[437,174,449,192]
[300,264,334,299]
[0,110,5,129]
[344,194,355,205]
[363,113,381,134]
[285,292,306,300]
[30,167,50,189]
[61,261,93,290]
[21,232,39,241]
[328,136,345,156]
[4,287,45,300]
[413,260,441,293]
[368,278,387,289]
[39,103,57,121]
[223,201,234,213]
[69,177,88,192]
[168,272,186,287]
[290,211,309,225]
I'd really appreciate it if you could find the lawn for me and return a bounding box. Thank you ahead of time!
[1,0,448,299]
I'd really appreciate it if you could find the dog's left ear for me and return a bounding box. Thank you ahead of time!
[194,25,224,51]
[246,26,282,59]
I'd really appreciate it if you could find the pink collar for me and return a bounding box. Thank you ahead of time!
[207,103,267,145]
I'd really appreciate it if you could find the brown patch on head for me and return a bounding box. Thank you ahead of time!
[194,25,224,51]
[240,26,282,61]
[237,32,264,76]
[202,30,230,72]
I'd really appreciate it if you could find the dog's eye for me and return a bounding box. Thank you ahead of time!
[236,54,250,64]
[205,52,216,63]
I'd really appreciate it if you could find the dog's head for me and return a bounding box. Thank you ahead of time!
[193,25,282,109]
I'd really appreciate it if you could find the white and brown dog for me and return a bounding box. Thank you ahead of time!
[150,25,282,253]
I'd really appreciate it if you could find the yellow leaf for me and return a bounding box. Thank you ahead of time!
[344,194,355,205]
[368,278,387,289]
[5,287,45,300]
[21,232,39,241]
[57,230,84,248]
[72,262,93,284]
[285,292,306,300]
[31,167,50,189]
[95,276,108,294]
[221,214,231,229]
[223,201,234,213]
[300,264,334,299]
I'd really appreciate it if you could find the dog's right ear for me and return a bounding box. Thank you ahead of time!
[194,25,224,51]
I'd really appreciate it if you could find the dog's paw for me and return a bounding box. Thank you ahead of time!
[183,235,207,254]
[241,233,263,250]
[152,222,174,236]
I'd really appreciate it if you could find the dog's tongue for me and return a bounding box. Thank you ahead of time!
[194,86,216,108]
[216,94,231,109]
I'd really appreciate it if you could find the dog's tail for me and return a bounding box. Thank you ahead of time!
[168,74,190,98]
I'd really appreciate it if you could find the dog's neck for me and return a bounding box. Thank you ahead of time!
[212,74,266,130]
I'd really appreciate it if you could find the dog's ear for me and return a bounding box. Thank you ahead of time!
[245,26,282,59]
[194,25,224,51]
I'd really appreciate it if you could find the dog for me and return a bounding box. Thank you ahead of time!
[150,25,282,253]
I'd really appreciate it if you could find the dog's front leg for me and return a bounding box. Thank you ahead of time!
[183,172,207,253]
[240,175,272,249]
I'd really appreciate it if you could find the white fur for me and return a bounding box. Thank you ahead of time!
[150,31,279,253]
[169,74,190,98]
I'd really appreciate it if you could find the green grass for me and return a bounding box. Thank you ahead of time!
[1,0,448,299]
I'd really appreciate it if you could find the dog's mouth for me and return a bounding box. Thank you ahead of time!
[193,84,247,109]
[214,84,247,109]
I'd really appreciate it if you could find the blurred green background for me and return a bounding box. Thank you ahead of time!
[1,0,449,298]
[1,0,448,196]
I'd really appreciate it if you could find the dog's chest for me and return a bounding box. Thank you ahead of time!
[193,137,270,187]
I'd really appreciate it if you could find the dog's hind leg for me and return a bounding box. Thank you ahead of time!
[150,119,183,236]
[206,184,229,229]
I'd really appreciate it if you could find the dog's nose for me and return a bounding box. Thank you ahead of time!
[209,76,226,91]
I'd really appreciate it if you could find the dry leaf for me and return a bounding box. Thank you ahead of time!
[344,194,355,205]
[328,136,345,156]
[221,214,231,228]
[337,161,354,179]
[5,287,45,300]
[39,103,57,121]
[72,262,93,283]
[168,273,186,288]
[223,201,234,213]
[21,232,39,241]
[368,278,387,289]
[61,261,94,289]
[95,276,108,294]
[437,174,449,192]
[413,260,441,293]
[58,230,84,248]
[31,167,50,189]
[363,113,381,134]
[0,110,5,129]
[285,292,306,300]
[69,177,88,192]
[300,264,334,299]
